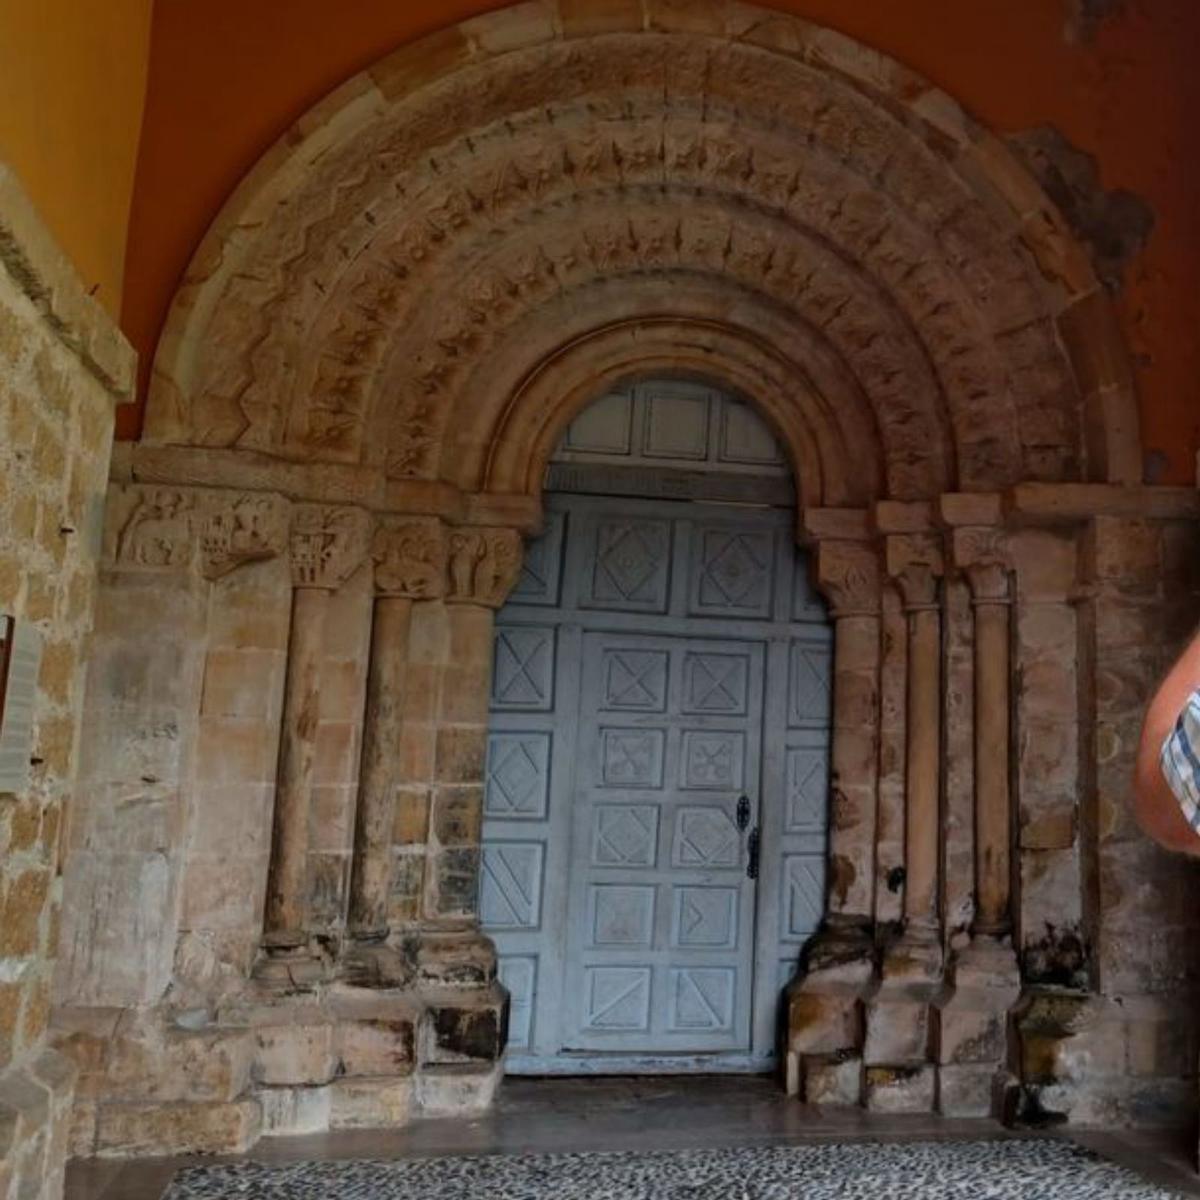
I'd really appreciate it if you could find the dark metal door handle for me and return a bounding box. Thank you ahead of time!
[747,826,761,880]
[735,794,751,832]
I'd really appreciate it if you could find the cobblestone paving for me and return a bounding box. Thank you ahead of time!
[164,1138,1185,1199]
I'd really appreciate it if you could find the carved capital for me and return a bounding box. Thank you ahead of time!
[198,493,288,579]
[372,518,446,599]
[445,526,523,607]
[886,534,943,611]
[814,540,881,618]
[289,505,370,589]
[952,527,1010,604]
[109,484,287,580]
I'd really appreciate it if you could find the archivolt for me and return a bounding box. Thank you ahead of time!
[146,1,1141,507]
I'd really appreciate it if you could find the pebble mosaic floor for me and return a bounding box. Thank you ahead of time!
[163,1138,1185,1199]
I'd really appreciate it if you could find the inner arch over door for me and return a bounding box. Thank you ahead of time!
[482,378,832,1074]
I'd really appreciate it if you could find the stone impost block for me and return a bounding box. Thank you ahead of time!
[255,1084,332,1137]
[936,995,1009,1067]
[337,1016,417,1078]
[252,1023,337,1087]
[420,982,509,1066]
[803,1053,863,1106]
[416,930,497,989]
[864,1065,936,1113]
[93,1098,261,1157]
[103,1025,253,1104]
[416,1061,502,1116]
[937,1064,1009,1118]
[863,998,932,1067]
[329,1076,415,1130]
[786,986,863,1056]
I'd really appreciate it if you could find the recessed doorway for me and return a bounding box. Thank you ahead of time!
[482,379,833,1074]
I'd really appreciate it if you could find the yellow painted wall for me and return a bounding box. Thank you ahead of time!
[0,0,154,316]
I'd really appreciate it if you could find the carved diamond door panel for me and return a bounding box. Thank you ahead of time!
[561,633,764,1054]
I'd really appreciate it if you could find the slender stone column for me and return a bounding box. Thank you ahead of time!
[814,540,882,927]
[259,505,368,979]
[936,519,1020,1118]
[890,546,943,938]
[263,585,329,950]
[958,532,1013,936]
[347,520,445,951]
[784,535,881,1101]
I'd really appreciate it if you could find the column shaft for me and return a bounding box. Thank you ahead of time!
[904,604,941,929]
[425,602,494,926]
[973,599,1011,933]
[828,611,881,921]
[348,594,413,939]
[263,585,328,947]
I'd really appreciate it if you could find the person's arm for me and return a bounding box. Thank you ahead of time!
[1134,628,1200,854]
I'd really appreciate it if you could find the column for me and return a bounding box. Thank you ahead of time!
[346,520,444,974]
[259,505,368,980]
[784,536,881,1103]
[859,536,943,1113]
[888,540,943,942]
[936,523,1020,1118]
[815,540,882,928]
[417,526,523,989]
[960,537,1012,936]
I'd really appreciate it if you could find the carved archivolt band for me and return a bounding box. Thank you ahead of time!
[145,0,1141,513]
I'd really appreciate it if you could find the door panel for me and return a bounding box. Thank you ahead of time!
[562,633,763,1053]
[483,492,832,1073]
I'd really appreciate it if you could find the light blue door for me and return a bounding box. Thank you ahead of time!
[482,383,832,1074]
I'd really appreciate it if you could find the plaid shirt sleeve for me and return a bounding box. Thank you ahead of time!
[1161,690,1200,831]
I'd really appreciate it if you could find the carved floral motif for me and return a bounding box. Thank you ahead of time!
[952,527,1010,603]
[814,541,881,617]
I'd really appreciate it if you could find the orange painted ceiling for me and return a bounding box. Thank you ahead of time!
[119,0,1200,483]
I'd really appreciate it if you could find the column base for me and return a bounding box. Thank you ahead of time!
[341,939,414,989]
[415,928,498,989]
[252,941,329,989]
[936,934,1021,1118]
[784,921,875,1099]
[861,926,945,1111]
[53,972,511,1158]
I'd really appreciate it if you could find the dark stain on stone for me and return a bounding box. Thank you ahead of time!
[433,1004,505,1061]
[1021,922,1090,989]
[1008,123,1154,292]
[886,865,906,894]
[1015,1085,1070,1128]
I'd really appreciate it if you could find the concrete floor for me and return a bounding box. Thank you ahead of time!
[66,1076,1200,1199]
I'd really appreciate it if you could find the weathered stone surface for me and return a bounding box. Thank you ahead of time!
[420,986,508,1066]
[803,1054,863,1106]
[415,1063,502,1117]
[864,1065,936,1113]
[863,999,932,1067]
[252,1025,337,1088]
[329,1077,414,1130]
[93,1099,261,1157]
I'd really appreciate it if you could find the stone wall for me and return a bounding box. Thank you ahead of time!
[0,167,128,1200]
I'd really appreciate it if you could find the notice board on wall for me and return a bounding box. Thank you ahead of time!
[0,615,43,795]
